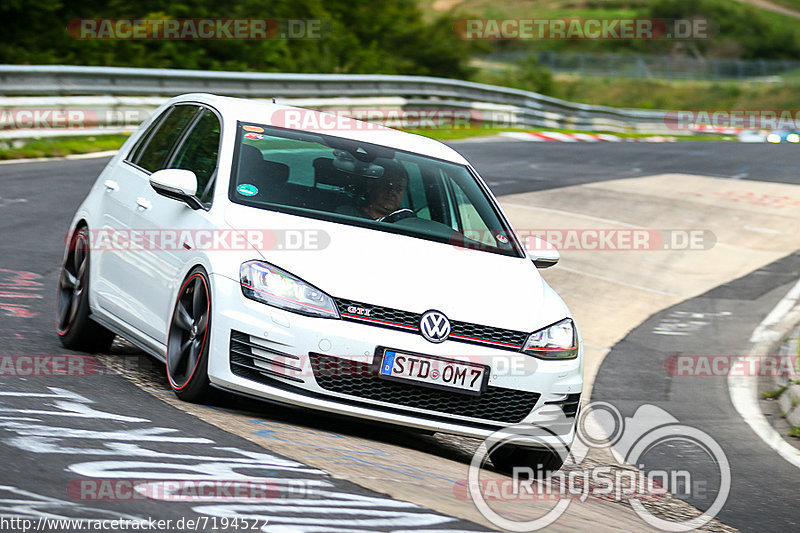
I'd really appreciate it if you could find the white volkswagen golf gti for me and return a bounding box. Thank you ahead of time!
[57,93,583,472]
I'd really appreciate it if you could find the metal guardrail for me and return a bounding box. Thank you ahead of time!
[0,65,671,139]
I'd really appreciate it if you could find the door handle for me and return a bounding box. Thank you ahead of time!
[135,197,152,210]
[103,180,119,192]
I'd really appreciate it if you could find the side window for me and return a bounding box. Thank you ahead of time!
[451,179,497,247]
[170,109,221,202]
[134,105,200,173]
[127,110,169,164]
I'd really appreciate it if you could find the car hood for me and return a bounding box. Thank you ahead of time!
[224,203,569,333]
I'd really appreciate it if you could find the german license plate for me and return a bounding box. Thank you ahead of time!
[378,349,487,395]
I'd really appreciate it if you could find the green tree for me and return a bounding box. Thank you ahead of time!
[638,0,800,59]
[0,0,478,78]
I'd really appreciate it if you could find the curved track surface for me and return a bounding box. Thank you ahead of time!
[0,141,799,531]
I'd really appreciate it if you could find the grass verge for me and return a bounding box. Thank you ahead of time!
[763,385,788,400]
[0,134,129,161]
[552,75,800,110]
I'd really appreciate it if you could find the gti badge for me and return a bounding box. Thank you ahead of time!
[346,306,371,317]
[420,310,451,343]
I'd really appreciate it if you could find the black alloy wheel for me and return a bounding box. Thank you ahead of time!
[56,226,115,352]
[166,267,214,401]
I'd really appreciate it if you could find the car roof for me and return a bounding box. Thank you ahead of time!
[167,93,470,165]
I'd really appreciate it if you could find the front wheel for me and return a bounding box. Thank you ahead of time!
[166,267,215,402]
[56,226,115,352]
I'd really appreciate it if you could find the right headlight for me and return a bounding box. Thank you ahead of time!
[521,318,578,359]
[240,260,339,319]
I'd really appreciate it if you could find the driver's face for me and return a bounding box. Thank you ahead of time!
[368,175,407,217]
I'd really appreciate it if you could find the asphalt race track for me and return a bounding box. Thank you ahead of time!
[1,140,799,532]
[592,251,800,532]
[456,140,800,195]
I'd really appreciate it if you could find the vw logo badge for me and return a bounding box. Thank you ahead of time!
[420,310,451,343]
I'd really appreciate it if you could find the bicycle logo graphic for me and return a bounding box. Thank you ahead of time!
[467,401,730,532]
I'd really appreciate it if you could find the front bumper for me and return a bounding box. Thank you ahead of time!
[207,273,583,445]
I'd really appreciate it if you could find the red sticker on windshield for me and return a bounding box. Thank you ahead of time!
[244,132,264,140]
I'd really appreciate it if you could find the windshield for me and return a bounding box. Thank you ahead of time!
[229,122,522,256]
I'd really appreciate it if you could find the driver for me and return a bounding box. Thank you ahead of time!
[337,163,410,220]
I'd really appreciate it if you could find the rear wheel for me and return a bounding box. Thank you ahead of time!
[166,267,214,402]
[56,226,115,352]
[490,444,565,478]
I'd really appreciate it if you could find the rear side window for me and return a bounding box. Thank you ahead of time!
[170,109,222,203]
[131,105,200,173]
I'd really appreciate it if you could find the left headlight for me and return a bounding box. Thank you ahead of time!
[240,260,340,319]
[521,318,578,359]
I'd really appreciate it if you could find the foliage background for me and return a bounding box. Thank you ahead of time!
[0,0,480,78]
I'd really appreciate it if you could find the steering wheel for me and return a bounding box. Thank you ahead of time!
[378,208,416,223]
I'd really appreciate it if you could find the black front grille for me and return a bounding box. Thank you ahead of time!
[449,321,528,349]
[335,298,419,331]
[334,298,529,351]
[309,352,540,424]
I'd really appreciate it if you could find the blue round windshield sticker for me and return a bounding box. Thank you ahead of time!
[237,184,258,196]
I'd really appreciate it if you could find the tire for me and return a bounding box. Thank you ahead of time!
[489,444,566,478]
[56,226,115,352]
[166,267,215,402]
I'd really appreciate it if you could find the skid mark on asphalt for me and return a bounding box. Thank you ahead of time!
[0,269,42,319]
[697,190,800,209]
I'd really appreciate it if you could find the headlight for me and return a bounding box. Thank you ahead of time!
[521,318,578,359]
[240,260,339,319]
